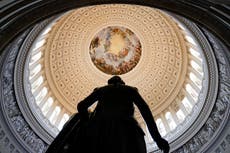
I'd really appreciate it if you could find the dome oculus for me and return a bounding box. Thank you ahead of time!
[89,26,142,75]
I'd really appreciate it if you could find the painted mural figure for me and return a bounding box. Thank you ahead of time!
[46,76,169,153]
[89,26,142,75]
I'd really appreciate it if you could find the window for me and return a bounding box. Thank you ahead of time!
[58,114,70,130]
[42,97,54,115]
[165,112,177,130]
[185,35,196,46]
[182,97,192,112]
[50,106,61,125]
[156,119,167,136]
[176,110,185,123]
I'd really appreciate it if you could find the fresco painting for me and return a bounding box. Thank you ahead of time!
[89,26,142,75]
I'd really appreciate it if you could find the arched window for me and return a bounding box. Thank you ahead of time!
[156,119,167,136]
[33,39,46,50]
[42,97,53,115]
[176,109,185,123]
[31,76,43,91]
[189,48,201,59]
[189,72,202,88]
[35,87,47,103]
[186,84,198,100]
[185,35,196,46]
[191,60,203,74]
[50,106,61,125]
[30,64,41,78]
[30,51,42,64]
[165,112,177,130]
[182,97,193,112]
[58,114,70,130]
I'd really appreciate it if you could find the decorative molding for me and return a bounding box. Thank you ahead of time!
[0,4,229,153]
[202,28,230,153]
[0,30,48,153]
[14,17,59,141]
[160,15,219,151]
[0,39,22,153]
[16,6,208,146]
[145,14,219,153]
[169,26,230,153]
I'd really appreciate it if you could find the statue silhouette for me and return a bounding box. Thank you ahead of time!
[46,76,170,153]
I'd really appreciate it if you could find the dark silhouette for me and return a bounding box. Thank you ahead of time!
[46,76,169,153]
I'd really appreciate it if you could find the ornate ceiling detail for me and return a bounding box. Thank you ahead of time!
[1,3,229,153]
[22,4,210,148]
[1,21,228,153]
[0,31,48,153]
[89,26,142,75]
[171,29,230,153]
[43,4,188,115]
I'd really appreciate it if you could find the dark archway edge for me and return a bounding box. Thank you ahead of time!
[0,0,229,53]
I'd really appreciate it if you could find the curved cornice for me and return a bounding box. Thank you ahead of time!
[168,16,219,152]
[0,1,229,153]
[14,18,58,143]
[170,28,230,153]
[2,19,227,153]
[0,30,47,153]
[9,13,223,153]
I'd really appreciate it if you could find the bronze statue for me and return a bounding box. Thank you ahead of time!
[46,76,169,153]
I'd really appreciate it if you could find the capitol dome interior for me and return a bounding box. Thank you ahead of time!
[0,1,229,153]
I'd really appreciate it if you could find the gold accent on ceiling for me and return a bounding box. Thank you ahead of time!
[43,4,188,118]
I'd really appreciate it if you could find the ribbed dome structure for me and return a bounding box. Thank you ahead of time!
[25,5,207,149]
[1,2,229,153]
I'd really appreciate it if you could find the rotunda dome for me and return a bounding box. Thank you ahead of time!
[24,4,209,151]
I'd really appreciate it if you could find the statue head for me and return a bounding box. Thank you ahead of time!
[108,75,125,85]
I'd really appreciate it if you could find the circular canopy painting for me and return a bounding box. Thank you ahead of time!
[89,26,142,75]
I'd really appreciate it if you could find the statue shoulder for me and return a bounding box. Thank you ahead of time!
[125,85,138,91]
[93,87,100,91]
[92,87,103,93]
